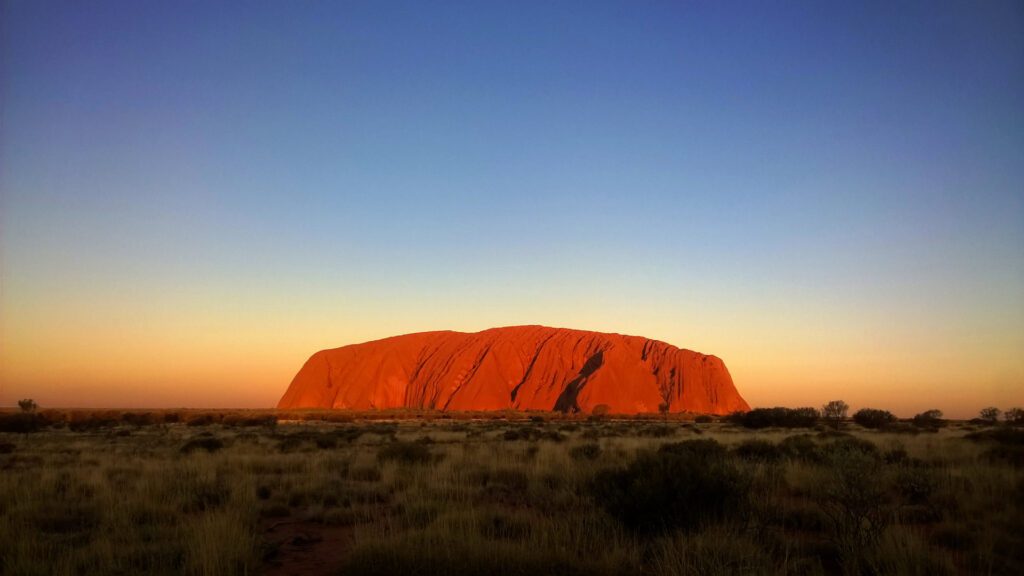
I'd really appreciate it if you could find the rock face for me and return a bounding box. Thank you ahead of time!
[277,326,750,415]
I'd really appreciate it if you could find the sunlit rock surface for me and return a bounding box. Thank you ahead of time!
[278,326,750,415]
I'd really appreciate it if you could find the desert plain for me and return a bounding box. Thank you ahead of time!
[1,408,1021,576]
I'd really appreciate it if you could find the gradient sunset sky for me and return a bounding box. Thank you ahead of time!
[2,1,1022,417]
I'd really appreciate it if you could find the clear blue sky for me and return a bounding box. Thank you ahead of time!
[2,1,1022,415]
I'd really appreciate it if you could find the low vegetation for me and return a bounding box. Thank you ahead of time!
[0,405,1022,575]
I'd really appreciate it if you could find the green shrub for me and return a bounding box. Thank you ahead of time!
[694,414,714,424]
[590,439,749,533]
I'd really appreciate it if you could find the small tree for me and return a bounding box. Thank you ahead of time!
[912,409,945,429]
[17,399,37,413]
[979,407,1001,424]
[1005,407,1024,426]
[815,440,893,573]
[822,400,849,429]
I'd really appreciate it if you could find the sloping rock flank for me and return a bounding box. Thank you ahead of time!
[277,326,750,415]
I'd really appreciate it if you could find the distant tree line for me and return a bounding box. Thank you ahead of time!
[727,401,1024,430]
[3,398,1024,433]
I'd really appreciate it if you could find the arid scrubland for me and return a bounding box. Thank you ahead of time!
[0,411,1021,575]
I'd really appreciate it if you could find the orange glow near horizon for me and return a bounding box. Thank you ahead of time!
[2,282,1021,418]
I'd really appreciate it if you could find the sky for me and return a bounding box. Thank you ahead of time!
[1,1,1022,418]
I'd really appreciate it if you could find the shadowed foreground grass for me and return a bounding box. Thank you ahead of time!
[0,413,1021,575]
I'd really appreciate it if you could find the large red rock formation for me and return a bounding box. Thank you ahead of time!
[277,326,749,415]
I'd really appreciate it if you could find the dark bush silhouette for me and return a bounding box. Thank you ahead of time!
[377,440,435,465]
[694,414,714,424]
[729,407,819,429]
[181,436,225,453]
[852,408,896,429]
[1006,407,1024,426]
[185,413,218,427]
[0,413,44,433]
[590,439,749,533]
[67,413,118,432]
[222,414,277,428]
[965,427,1024,445]
[121,412,157,427]
[502,427,564,442]
[18,399,38,413]
[658,438,728,459]
[979,407,1001,424]
[912,409,946,430]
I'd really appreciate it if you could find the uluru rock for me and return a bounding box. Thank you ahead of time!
[277,326,750,415]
